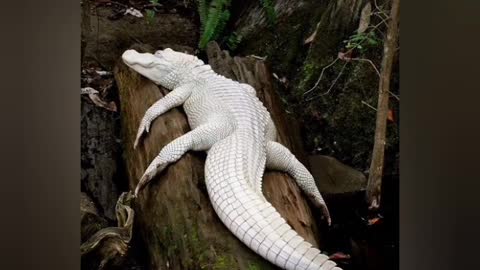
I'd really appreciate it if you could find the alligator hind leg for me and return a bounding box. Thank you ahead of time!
[134,121,233,197]
[265,141,332,225]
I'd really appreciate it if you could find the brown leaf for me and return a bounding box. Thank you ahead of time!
[81,87,99,95]
[368,217,382,226]
[329,252,351,260]
[387,109,394,122]
[88,93,117,112]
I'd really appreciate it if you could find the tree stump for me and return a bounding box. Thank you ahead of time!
[114,43,320,270]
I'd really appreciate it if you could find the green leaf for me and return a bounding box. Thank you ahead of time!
[367,38,378,45]
[145,9,155,24]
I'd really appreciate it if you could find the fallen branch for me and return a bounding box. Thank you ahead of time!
[81,192,135,269]
[303,57,340,96]
[361,100,378,111]
[305,61,348,101]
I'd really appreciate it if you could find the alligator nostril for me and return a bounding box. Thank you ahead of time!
[122,50,138,65]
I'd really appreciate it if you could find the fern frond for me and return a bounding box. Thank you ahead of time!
[211,9,230,41]
[260,0,277,25]
[198,0,232,49]
[198,0,210,32]
[199,6,220,48]
[226,32,243,51]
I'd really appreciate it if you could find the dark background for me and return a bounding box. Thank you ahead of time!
[0,0,479,269]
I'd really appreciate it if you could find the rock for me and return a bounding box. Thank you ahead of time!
[308,155,367,195]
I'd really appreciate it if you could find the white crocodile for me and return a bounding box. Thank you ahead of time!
[122,48,341,270]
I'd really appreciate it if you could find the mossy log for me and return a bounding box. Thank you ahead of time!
[114,43,320,270]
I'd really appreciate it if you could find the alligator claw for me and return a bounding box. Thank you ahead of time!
[134,163,166,197]
[133,121,151,149]
[321,205,332,226]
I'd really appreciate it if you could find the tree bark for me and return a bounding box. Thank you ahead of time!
[366,0,400,210]
[114,43,320,270]
[81,97,122,221]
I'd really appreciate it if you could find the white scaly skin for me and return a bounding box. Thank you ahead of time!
[122,48,341,270]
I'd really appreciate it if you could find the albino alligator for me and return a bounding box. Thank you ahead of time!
[122,48,341,270]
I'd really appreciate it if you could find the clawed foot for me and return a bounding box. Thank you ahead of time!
[133,162,166,198]
[316,202,332,226]
[310,198,332,226]
[319,203,332,226]
[133,120,151,149]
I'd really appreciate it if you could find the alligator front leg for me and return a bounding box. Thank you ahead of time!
[134,121,233,197]
[266,141,332,225]
[134,84,193,148]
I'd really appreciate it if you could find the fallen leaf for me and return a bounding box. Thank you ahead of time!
[367,216,382,226]
[124,7,143,18]
[88,93,117,112]
[81,87,99,95]
[387,109,394,122]
[95,70,112,76]
[329,252,351,260]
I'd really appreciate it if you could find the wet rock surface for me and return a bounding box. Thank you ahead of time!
[308,155,367,195]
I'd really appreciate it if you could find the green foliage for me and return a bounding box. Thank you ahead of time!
[214,9,231,40]
[198,0,209,29]
[225,31,243,51]
[343,30,381,53]
[197,0,233,49]
[260,0,277,25]
[145,9,156,24]
[212,255,236,270]
[197,0,277,50]
[247,262,262,270]
[145,0,162,25]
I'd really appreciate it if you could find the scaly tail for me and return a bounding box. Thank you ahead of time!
[205,134,341,270]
